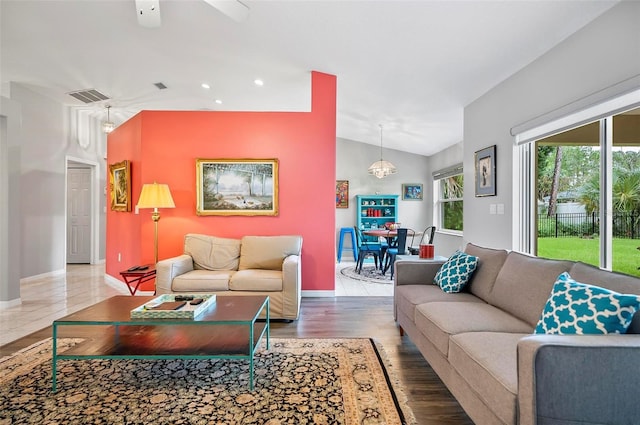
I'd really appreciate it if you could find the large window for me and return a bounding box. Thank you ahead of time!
[515,97,640,275]
[534,113,640,277]
[433,165,463,232]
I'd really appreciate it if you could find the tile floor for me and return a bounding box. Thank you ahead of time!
[0,260,392,347]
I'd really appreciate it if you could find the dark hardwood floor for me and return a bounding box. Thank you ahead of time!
[1,296,473,424]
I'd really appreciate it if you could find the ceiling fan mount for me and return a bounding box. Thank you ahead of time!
[135,0,161,28]
[135,0,249,28]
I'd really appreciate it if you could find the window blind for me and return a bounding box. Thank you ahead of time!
[432,163,463,180]
[511,75,640,145]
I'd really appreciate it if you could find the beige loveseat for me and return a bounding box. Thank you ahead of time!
[394,243,640,425]
[156,234,303,320]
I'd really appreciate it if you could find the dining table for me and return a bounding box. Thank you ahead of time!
[362,228,421,244]
[362,228,398,238]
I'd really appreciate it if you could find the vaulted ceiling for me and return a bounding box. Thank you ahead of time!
[0,0,619,156]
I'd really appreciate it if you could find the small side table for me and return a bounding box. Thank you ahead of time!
[119,265,156,295]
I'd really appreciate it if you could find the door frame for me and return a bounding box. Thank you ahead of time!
[65,156,100,264]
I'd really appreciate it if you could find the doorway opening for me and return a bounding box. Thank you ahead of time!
[65,157,100,264]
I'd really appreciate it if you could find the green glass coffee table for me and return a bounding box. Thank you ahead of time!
[52,295,269,392]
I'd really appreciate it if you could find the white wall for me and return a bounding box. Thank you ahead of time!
[463,1,640,249]
[336,137,431,260]
[8,83,107,281]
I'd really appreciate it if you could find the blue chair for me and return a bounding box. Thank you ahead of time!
[354,226,382,273]
[337,227,358,262]
[382,228,409,279]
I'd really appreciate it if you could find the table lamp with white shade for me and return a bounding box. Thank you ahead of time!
[136,182,175,264]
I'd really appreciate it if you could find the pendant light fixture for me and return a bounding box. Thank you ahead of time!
[102,105,115,134]
[368,124,397,179]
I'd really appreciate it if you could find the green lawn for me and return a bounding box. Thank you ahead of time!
[538,237,640,277]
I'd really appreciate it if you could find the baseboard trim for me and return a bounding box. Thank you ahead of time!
[104,274,132,295]
[301,290,335,297]
[0,297,22,309]
[20,268,66,284]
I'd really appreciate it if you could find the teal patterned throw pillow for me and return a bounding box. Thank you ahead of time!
[535,272,640,335]
[434,250,478,293]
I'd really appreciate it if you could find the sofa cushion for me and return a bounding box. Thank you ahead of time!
[230,269,283,291]
[414,302,532,357]
[171,270,232,292]
[184,234,241,271]
[569,262,640,333]
[535,272,640,335]
[488,252,574,327]
[434,251,478,293]
[395,284,485,326]
[239,236,302,271]
[464,243,509,301]
[449,332,528,425]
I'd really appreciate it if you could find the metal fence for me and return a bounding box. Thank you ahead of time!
[538,212,640,239]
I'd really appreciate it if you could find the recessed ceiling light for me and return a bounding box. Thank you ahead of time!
[201,83,210,89]
[215,99,222,104]
[254,79,264,87]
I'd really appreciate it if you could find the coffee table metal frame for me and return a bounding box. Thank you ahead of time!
[52,295,269,392]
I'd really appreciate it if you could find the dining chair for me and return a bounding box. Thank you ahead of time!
[382,228,408,279]
[380,229,396,265]
[422,225,436,244]
[354,226,382,273]
[404,228,417,253]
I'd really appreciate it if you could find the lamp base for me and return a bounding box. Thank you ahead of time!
[152,209,160,264]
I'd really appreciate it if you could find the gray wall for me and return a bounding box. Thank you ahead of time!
[336,137,432,261]
[4,84,107,287]
[0,96,21,303]
[463,1,640,249]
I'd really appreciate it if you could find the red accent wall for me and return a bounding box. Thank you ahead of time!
[106,71,337,292]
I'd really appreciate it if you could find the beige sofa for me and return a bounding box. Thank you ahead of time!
[156,234,303,320]
[394,243,640,425]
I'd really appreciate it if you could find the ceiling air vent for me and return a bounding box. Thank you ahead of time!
[154,82,168,90]
[67,89,110,104]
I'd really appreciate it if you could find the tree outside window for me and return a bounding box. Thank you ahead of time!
[438,174,463,232]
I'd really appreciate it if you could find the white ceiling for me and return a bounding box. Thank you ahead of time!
[0,0,618,156]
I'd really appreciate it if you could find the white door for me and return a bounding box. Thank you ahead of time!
[67,168,91,263]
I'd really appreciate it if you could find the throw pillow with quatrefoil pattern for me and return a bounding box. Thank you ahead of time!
[535,272,640,335]
[434,250,479,293]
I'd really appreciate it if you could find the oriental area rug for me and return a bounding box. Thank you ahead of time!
[0,337,415,425]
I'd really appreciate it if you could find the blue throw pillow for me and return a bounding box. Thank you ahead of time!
[535,272,640,335]
[434,250,478,293]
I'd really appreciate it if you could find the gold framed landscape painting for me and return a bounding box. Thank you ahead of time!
[109,160,131,212]
[196,158,279,216]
